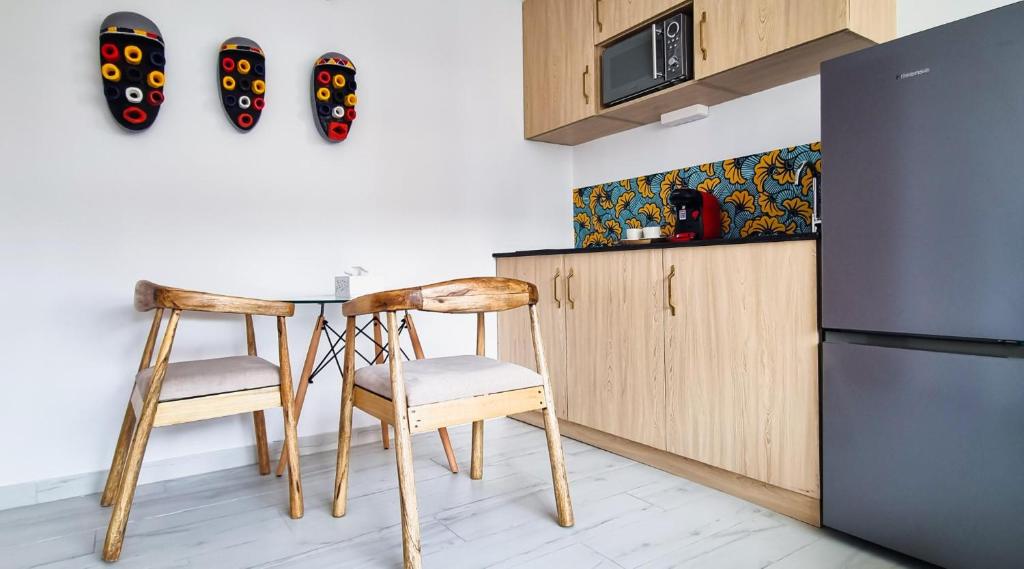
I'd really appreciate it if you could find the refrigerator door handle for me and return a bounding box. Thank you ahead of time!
[812,175,821,232]
[795,160,822,233]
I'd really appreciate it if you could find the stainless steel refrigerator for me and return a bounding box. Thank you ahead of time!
[821,3,1024,568]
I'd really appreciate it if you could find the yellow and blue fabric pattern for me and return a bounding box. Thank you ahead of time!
[573,142,822,248]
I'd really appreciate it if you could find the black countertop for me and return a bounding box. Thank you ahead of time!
[493,233,817,258]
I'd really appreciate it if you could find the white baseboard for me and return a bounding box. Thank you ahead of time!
[0,425,381,512]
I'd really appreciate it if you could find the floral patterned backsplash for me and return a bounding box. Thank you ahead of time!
[573,142,821,248]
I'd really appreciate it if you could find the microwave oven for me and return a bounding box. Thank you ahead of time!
[601,12,692,107]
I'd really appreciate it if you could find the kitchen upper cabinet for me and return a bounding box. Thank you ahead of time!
[565,250,666,450]
[522,0,599,138]
[664,240,819,497]
[594,0,683,44]
[693,0,894,79]
[495,255,570,420]
[521,0,894,144]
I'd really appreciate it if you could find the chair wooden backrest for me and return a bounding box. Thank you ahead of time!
[341,276,539,367]
[131,280,296,387]
[341,277,538,317]
[134,280,294,317]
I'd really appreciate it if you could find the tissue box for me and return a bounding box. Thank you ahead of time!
[335,276,351,300]
[335,269,376,300]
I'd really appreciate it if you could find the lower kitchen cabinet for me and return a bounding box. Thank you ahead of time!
[495,238,820,522]
[664,240,819,498]
[495,254,569,419]
[564,250,666,450]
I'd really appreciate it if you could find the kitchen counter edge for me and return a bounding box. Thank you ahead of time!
[493,233,818,258]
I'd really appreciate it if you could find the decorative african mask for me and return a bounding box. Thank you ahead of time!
[311,52,357,142]
[99,12,165,131]
[219,37,266,132]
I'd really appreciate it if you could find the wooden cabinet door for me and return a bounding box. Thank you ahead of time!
[692,0,847,78]
[594,0,683,44]
[523,0,598,138]
[496,256,569,419]
[565,250,666,449]
[664,240,819,497]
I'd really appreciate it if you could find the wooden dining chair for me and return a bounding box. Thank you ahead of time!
[99,281,303,562]
[331,277,574,568]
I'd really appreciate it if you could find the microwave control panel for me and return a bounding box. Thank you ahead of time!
[663,13,690,82]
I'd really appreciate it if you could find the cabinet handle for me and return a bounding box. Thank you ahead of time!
[582,65,590,104]
[667,265,677,316]
[596,0,603,32]
[552,268,561,309]
[566,268,575,310]
[699,11,707,61]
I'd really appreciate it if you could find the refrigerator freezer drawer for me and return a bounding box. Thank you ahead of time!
[823,342,1024,569]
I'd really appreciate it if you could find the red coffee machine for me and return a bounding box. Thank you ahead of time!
[668,180,722,241]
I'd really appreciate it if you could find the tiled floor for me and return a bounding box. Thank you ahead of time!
[2,419,929,568]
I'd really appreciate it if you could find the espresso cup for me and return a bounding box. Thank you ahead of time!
[642,226,661,239]
[625,227,643,240]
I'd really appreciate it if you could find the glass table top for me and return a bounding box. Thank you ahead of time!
[278,295,349,304]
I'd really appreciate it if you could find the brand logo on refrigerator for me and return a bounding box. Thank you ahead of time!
[897,67,931,80]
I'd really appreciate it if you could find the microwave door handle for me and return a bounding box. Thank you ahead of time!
[651,24,663,79]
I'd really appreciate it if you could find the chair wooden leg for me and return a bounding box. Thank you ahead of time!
[277,317,304,519]
[102,403,157,561]
[333,317,358,518]
[438,428,458,474]
[276,314,323,477]
[102,308,163,507]
[100,402,136,507]
[395,418,422,569]
[541,401,574,527]
[243,315,272,476]
[103,309,180,562]
[469,312,488,480]
[371,314,393,452]
[253,411,271,475]
[386,312,421,568]
[470,421,484,480]
[528,304,574,527]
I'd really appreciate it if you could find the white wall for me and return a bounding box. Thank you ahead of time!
[0,0,571,491]
[571,0,1020,188]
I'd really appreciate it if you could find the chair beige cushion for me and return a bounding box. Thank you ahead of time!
[355,355,543,407]
[136,356,281,402]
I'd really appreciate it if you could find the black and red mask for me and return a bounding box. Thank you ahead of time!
[311,52,357,142]
[99,12,165,132]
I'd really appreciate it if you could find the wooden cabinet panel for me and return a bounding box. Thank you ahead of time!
[848,0,897,44]
[594,0,684,44]
[523,0,598,138]
[565,250,666,449]
[692,0,847,78]
[496,256,569,419]
[664,240,819,497]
